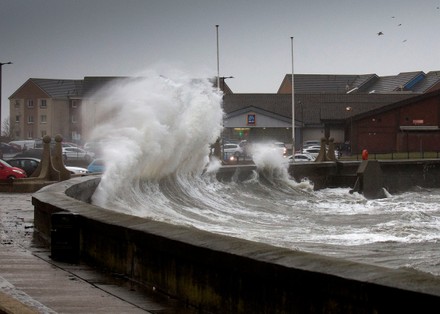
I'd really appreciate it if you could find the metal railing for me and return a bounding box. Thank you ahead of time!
[339,151,440,161]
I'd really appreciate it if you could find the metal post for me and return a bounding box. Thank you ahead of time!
[0,62,13,135]
[216,25,220,92]
[291,37,295,152]
[215,25,224,161]
[346,106,353,155]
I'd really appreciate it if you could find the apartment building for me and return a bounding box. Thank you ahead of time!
[9,79,83,143]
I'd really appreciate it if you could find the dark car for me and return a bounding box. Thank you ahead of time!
[6,157,40,176]
[13,148,44,159]
[0,142,21,158]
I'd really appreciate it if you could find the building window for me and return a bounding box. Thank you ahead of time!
[41,130,47,137]
[15,115,20,123]
[27,115,34,124]
[27,130,33,139]
[40,99,47,108]
[71,100,78,108]
[27,100,34,108]
[40,115,47,124]
[14,100,20,108]
[72,131,81,141]
[15,131,20,138]
[71,115,77,123]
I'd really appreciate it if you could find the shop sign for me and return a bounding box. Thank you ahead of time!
[247,114,256,126]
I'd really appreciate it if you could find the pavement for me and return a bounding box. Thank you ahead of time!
[0,192,195,314]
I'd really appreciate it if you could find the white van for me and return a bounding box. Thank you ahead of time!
[9,140,36,150]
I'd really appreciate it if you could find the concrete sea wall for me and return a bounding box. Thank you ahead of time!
[289,159,440,192]
[32,165,440,313]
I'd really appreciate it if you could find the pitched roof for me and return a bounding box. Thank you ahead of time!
[82,76,127,96]
[30,78,83,98]
[278,71,440,94]
[279,74,377,94]
[352,88,440,122]
[223,93,415,126]
[411,71,440,92]
[365,71,424,93]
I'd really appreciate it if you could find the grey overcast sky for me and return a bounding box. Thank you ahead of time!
[1,0,440,121]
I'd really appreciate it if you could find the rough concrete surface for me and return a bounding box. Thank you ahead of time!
[0,192,194,313]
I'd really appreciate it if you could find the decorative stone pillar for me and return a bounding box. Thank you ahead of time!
[52,134,71,181]
[30,135,60,181]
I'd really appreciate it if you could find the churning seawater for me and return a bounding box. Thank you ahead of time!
[85,72,440,278]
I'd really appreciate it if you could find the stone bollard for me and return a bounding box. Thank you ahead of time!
[349,160,386,199]
[52,134,71,181]
[314,138,328,162]
[327,138,337,161]
[30,135,60,181]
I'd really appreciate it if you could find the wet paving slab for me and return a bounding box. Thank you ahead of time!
[0,192,197,313]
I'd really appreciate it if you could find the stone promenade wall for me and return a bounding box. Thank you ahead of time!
[32,175,440,313]
[289,159,440,192]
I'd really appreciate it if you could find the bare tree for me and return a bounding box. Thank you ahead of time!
[1,116,12,140]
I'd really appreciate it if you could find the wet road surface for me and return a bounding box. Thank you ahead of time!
[0,192,195,313]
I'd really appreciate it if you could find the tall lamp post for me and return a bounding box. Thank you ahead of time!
[0,62,13,135]
[216,25,220,92]
[346,106,353,154]
[290,37,295,153]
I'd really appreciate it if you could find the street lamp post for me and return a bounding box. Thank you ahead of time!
[290,37,295,152]
[216,25,220,92]
[0,62,13,135]
[346,106,353,154]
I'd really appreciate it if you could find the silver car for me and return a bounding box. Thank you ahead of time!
[62,147,95,162]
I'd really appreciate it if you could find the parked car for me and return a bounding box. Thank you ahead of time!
[7,156,89,176]
[302,145,340,159]
[272,142,287,156]
[8,140,37,150]
[13,148,44,159]
[288,153,316,162]
[0,159,27,181]
[0,142,21,158]
[223,143,243,157]
[61,142,80,148]
[66,166,89,175]
[302,147,321,158]
[6,157,40,176]
[87,159,105,173]
[303,140,321,148]
[62,147,94,162]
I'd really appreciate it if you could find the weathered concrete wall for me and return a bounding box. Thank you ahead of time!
[288,160,440,193]
[32,175,440,313]
[380,159,440,192]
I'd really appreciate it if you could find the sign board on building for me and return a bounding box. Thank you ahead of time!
[247,114,256,126]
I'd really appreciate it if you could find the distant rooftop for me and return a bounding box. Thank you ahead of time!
[278,71,440,94]
[10,78,83,99]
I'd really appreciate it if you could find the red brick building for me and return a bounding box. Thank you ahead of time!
[352,90,440,153]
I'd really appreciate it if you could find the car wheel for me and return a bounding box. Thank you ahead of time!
[7,175,16,183]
